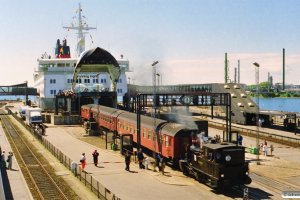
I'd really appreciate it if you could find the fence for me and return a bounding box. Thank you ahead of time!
[7,108,121,200]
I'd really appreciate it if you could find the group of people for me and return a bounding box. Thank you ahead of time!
[77,148,165,175]
[1,150,14,170]
[124,149,165,174]
[79,150,100,172]
[260,140,274,156]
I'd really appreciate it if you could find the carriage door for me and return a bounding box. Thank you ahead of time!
[120,134,133,155]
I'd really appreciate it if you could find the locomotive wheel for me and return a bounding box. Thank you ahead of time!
[182,166,189,176]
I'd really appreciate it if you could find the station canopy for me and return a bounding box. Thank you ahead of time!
[72,47,121,91]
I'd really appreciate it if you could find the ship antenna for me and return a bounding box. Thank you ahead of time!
[63,3,96,57]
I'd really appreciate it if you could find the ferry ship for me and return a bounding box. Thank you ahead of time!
[33,3,129,110]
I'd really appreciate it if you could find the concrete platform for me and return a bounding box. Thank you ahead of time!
[0,123,33,200]
[43,126,227,200]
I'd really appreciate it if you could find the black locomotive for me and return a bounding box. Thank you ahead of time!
[179,135,252,189]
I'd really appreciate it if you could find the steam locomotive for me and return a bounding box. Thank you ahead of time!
[81,104,251,189]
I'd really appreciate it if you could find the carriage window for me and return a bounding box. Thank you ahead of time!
[148,131,152,140]
[165,136,169,147]
[142,128,146,138]
[153,134,157,142]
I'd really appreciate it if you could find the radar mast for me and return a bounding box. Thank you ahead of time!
[63,3,96,57]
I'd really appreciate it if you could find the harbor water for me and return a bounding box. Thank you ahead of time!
[253,98,300,113]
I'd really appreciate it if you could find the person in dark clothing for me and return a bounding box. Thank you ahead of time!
[155,153,162,171]
[92,150,99,166]
[137,149,145,169]
[125,151,131,171]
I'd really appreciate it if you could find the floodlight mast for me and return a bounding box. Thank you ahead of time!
[253,62,260,165]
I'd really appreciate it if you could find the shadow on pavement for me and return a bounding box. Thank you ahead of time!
[1,166,13,200]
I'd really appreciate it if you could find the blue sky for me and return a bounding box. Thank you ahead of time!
[0,0,300,86]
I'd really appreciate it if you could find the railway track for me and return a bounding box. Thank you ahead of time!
[229,172,300,199]
[0,115,70,200]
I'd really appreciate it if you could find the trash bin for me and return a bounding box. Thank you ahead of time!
[111,143,117,151]
[253,148,258,155]
[250,147,258,155]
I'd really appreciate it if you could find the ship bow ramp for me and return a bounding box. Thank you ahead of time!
[72,47,121,91]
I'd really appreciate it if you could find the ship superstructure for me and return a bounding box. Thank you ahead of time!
[34,4,129,110]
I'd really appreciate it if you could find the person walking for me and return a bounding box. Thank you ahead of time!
[80,153,86,172]
[263,144,268,156]
[7,152,13,170]
[159,155,165,175]
[137,149,145,169]
[71,161,78,176]
[155,153,162,172]
[270,144,274,156]
[1,151,6,169]
[125,151,131,171]
[92,150,99,166]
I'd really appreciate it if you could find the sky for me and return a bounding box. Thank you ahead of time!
[1,0,300,86]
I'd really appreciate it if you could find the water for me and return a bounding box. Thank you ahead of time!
[0,95,35,101]
[1,95,299,113]
[253,98,300,113]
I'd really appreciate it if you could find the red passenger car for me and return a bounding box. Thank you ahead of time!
[81,104,194,163]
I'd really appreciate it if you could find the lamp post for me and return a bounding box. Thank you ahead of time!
[25,80,28,105]
[253,62,260,165]
[156,73,160,91]
[127,77,131,111]
[152,61,159,153]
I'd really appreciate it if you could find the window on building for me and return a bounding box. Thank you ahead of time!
[101,79,107,83]
[93,79,98,83]
[119,78,122,83]
[84,79,90,83]
[67,79,73,83]
[50,90,57,95]
[117,89,123,93]
[50,79,56,84]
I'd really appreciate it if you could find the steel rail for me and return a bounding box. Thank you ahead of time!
[1,115,68,200]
